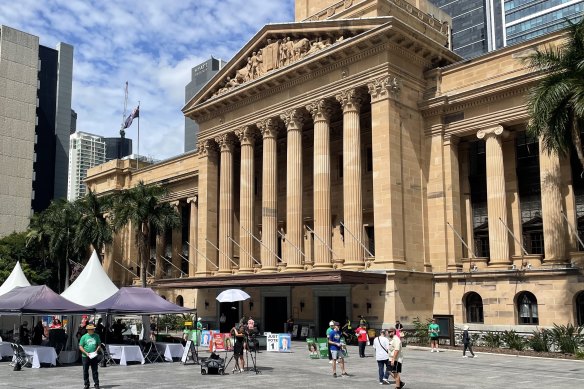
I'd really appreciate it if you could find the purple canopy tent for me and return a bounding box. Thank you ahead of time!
[91,287,193,315]
[0,285,92,315]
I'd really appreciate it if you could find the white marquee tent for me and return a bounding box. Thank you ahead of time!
[0,261,31,297]
[61,250,119,306]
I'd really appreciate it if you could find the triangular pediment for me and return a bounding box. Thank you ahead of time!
[183,18,388,113]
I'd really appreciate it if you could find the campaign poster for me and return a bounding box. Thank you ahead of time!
[306,338,319,359]
[292,324,299,338]
[223,333,233,351]
[213,333,225,351]
[200,330,211,347]
[266,333,279,352]
[316,337,329,359]
[300,326,309,337]
[279,333,291,352]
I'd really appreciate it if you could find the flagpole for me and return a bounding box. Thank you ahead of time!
[137,101,140,170]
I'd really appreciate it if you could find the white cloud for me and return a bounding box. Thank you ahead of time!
[1,0,294,159]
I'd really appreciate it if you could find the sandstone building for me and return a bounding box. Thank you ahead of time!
[87,0,584,333]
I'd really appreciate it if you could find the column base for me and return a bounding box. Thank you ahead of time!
[512,254,543,269]
[368,259,406,271]
[313,262,334,270]
[195,271,214,277]
[541,259,569,268]
[238,268,255,274]
[217,269,233,275]
[341,261,365,270]
[284,264,304,271]
[487,260,512,269]
[260,266,278,273]
[569,251,584,269]
[446,264,463,272]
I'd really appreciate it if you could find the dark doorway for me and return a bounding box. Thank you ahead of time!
[263,296,288,333]
[219,302,240,333]
[318,296,347,336]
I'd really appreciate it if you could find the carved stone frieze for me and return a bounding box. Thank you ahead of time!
[280,108,306,131]
[212,34,347,98]
[367,75,401,102]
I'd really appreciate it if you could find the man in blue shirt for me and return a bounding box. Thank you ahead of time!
[328,322,348,378]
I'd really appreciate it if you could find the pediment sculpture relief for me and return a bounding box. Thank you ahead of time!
[212,34,346,97]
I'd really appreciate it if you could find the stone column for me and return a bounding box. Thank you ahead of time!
[539,138,567,263]
[196,139,219,276]
[459,143,475,258]
[281,108,305,270]
[259,118,279,272]
[477,125,510,266]
[236,126,257,274]
[155,232,165,278]
[216,133,236,274]
[170,200,183,277]
[307,98,334,269]
[187,196,198,277]
[443,135,463,270]
[336,88,365,269]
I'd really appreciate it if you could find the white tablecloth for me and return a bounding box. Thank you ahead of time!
[156,342,184,362]
[0,342,13,358]
[20,346,58,368]
[107,344,145,366]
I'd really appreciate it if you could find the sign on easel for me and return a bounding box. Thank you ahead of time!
[266,334,279,352]
[181,341,198,364]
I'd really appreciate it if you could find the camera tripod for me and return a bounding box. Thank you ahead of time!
[243,338,260,374]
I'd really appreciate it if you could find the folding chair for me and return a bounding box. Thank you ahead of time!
[143,342,165,363]
[100,343,117,366]
[11,343,32,369]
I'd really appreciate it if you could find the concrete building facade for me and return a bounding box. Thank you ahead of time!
[67,131,106,201]
[87,0,584,333]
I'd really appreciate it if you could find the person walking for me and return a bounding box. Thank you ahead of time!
[462,325,476,358]
[388,326,405,388]
[355,323,368,358]
[328,322,348,378]
[373,329,390,384]
[79,324,101,389]
[428,318,440,352]
[326,320,335,363]
[394,320,404,339]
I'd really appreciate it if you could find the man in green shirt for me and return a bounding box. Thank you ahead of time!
[79,324,102,389]
[428,318,440,352]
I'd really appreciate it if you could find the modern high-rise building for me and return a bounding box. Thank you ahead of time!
[184,57,226,152]
[104,137,132,161]
[428,0,584,58]
[0,25,73,237]
[67,132,106,201]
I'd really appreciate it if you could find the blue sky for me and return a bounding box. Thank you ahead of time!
[0,0,295,160]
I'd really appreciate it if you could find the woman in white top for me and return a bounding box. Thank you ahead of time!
[373,329,391,384]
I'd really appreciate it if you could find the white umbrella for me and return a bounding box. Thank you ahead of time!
[216,289,250,303]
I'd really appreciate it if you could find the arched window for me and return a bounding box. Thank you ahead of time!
[576,291,584,326]
[176,295,184,307]
[517,291,538,324]
[465,292,484,323]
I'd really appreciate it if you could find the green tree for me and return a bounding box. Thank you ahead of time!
[0,231,52,288]
[110,181,181,287]
[525,17,584,171]
[74,189,113,262]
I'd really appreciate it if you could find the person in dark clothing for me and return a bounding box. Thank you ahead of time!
[95,318,106,339]
[19,322,30,345]
[231,323,245,372]
[462,325,476,358]
[32,320,44,345]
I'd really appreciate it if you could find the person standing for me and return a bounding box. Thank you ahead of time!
[355,323,368,358]
[326,321,335,363]
[394,320,404,339]
[373,329,390,384]
[231,323,245,372]
[388,327,405,388]
[79,324,101,389]
[462,325,476,358]
[32,320,44,345]
[19,321,30,345]
[428,318,440,352]
[286,316,294,336]
[328,322,348,378]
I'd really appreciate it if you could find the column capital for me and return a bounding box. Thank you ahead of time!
[258,118,280,139]
[169,200,182,209]
[306,99,334,123]
[367,75,401,102]
[335,88,363,112]
[215,132,237,153]
[443,134,460,146]
[477,125,508,140]
[236,125,258,146]
[280,108,306,131]
[187,196,198,205]
[197,138,218,157]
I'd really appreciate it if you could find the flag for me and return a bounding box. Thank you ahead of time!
[123,105,140,129]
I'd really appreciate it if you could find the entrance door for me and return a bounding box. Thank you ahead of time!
[263,296,288,333]
[318,296,346,335]
[219,302,240,333]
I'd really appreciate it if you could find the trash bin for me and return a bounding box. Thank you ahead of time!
[367,328,376,345]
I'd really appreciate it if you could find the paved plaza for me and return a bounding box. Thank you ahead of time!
[1,342,583,388]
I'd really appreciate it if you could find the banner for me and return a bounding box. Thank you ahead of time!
[200,330,211,347]
[279,333,291,352]
[223,332,233,351]
[316,337,329,359]
[267,333,279,352]
[212,333,225,351]
[306,338,319,359]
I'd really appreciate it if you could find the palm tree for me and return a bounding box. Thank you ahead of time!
[110,181,181,287]
[525,17,584,171]
[74,189,113,262]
